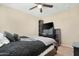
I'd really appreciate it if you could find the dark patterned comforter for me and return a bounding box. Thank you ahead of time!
[0,41,48,56]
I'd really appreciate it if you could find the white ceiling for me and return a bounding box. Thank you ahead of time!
[1,3,79,17]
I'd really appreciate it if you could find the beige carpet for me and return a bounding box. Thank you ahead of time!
[56,45,73,56]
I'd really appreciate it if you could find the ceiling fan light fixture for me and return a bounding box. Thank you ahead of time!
[37,5,42,9]
[29,3,53,13]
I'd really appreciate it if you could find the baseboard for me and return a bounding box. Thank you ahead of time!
[61,44,73,48]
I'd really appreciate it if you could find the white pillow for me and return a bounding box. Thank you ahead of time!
[32,36,56,46]
[0,33,10,47]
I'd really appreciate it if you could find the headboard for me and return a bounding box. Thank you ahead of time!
[39,20,61,46]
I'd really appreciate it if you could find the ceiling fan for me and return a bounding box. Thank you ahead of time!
[29,3,53,13]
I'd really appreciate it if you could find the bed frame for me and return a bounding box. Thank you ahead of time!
[39,20,61,56]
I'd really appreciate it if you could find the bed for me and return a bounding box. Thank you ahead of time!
[0,20,61,56]
[38,20,61,56]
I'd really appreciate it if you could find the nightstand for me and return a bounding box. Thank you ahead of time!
[73,42,79,56]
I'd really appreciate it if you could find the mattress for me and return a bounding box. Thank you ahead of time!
[39,45,54,56]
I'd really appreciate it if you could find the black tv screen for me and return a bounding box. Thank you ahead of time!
[43,22,54,29]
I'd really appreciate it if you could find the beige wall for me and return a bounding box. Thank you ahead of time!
[0,5,39,36]
[0,5,79,47]
[40,6,79,47]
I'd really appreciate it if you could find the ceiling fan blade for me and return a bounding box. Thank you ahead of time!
[35,3,42,5]
[43,4,53,8]
[35,3,53,8]
[29,6,37,10]
[40,8,42,13]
